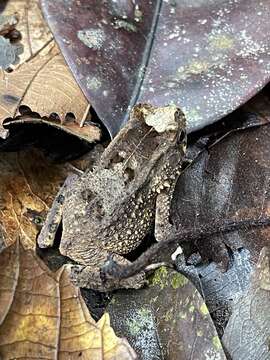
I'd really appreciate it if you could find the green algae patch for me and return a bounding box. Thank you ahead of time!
[164,309,173,322]
[150,266,169,289]
[199,303,209,316]
[209,34,234,50]
[212,335,222,350]
[171,273,188,289]
[179,311,187,319]
[114,20,137,32]
[109,296,116,305]
[126,307,153,336]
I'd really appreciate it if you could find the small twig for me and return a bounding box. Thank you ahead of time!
[103,216,270,280]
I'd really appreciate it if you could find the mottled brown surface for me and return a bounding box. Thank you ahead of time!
[37,104,186,291]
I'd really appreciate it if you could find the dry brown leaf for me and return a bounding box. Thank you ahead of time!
[1,1,100,142]
[0,44,101,141]
[0,242,136,359]
[0,149,73,249]
[3,0,53,64]
[0,14,18,36]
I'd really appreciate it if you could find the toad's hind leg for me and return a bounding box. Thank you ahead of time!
[37,175,77,248]
[69,253,146,291]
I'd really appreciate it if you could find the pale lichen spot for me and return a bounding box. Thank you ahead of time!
[209,34,234,50]
[170,273,188,289]
[198,18,207,25]
[144,105,179,133]
[77,28,105,50]
[183,108,202,128]
[176,60,210,81]
[134,5,143,22]
[179,311,187,319]
[114,19,137,32]
[125,307,159,358]
[86,76,102,91]
[150,266,168,289]
[199,303,209,316]
[212,335,222,350]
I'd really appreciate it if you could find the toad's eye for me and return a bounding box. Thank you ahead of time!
[34,216,43,225]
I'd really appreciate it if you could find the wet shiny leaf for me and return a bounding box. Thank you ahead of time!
[222,247,270,360]
[172,107,270,269]
[42,0,270,136]
[108,267,226,360]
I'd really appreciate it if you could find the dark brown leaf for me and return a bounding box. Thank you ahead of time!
[171,93,270,334]
[42,0,270,136]
[222,247,270,360]
[108,267,227,360]
[172,105,270,268]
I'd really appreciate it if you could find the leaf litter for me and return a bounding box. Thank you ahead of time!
[0,241,136,360]
[0,0,101,143]
[0,0,270,359]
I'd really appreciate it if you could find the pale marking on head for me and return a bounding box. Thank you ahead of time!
[144,105,179,133]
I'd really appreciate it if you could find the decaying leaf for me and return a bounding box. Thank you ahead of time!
[108,267,226,360]
[3,0,53,65]
[222,247,270,360]
[0,149,72,249]
[171,95,270,334]
[172,111,270,269]
[0,35,22,70]
[0,2,100,143]
[0,43,101,142]
[0,14,22,70]
[0,242,136,359]
[41,0,270,136]
[0,14,18,35]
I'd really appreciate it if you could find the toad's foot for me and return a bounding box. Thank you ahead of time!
[69,264,146,292]
[68,254,146,291]
[37,174,78,248]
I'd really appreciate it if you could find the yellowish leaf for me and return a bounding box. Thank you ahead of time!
[0,149,72,249]
[0,242,137,359]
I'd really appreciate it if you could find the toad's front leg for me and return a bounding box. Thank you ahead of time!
[37,175,77,248]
